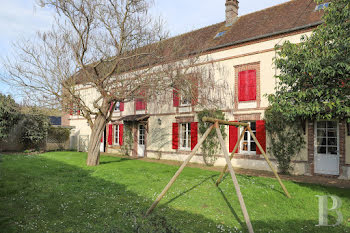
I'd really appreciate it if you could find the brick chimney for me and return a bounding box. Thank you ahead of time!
[225,0,239,25]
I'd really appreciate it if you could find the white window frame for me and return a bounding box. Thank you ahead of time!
[180,86,192,107]
[114,102,121,112]
[114,125,120,145]
[240,121,257,155]
[180,123,191,150]
[138,124,145,145]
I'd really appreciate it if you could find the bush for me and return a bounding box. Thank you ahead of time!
[20,112,50,150]
[48,127,70,142]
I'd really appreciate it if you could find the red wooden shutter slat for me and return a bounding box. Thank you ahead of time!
[238,71,246,101]
[248,70,256,101]
[119,124,124,146]
[191,122,198,150]
[120,102,124,111]
[173,88,180,107]
[108,124,113,145]
[256,120,266,155]
[229,121,239,153]
[172,123,179,149]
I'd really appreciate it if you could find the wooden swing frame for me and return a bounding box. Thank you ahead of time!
[145,117,291,233]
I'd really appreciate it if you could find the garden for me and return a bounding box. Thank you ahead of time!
[0,152,349,232]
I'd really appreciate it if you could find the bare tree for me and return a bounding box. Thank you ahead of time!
[1,0,232,166]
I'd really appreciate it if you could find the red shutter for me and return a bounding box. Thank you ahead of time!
[256,120,266,155]
[191,122,198,150]
[136,99,146,110]
[238,70,256,101]
[120,102,124,111]
[101,135,103,143]
[119,124,124,146]
[229,121,239,153]
[173,88,180,107]
[77,110,81,115]
[172,123,179,149]
[108,124,113,145]
[248,70,256,101]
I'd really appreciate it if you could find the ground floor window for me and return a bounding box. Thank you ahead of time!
[180,123,191,150]
[114,125,120,145]
[241,121,256,154]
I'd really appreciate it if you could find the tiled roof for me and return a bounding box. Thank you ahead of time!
[166,0,324,54]
[76,0,325,83]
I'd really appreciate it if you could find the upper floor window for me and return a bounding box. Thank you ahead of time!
[135,90,146,111]
[114,102,121,111]
[238,70,256,102]
[173,76,199,107]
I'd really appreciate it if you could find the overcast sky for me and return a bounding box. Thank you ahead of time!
[0,0,289,99]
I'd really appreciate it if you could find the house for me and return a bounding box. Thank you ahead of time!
[67,0,350,179]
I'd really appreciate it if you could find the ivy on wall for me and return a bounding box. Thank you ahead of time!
[264,108,305,174]
[198,109,226,166]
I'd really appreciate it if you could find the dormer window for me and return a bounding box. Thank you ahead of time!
[315,2,329,11]
[214,31,227,39]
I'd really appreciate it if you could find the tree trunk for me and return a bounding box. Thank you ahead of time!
[86,114,107,166]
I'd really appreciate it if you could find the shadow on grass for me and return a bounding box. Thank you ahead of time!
[0,154,237,233]
[99,157,131,165]
[1,153,349,233]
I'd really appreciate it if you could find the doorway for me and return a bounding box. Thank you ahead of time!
[314,121,339,175]
[137,124,146,157]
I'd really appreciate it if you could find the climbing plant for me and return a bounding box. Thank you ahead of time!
[122,123,134,156]
[264,108,305,174]
[198,109,226,166]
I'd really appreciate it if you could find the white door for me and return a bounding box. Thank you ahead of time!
[100,131,105,152]
[137,124,146,157]
[314,121,339,175]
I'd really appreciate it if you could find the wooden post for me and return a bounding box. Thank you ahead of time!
[246,126,291,199]
[215,122,254,233]
[145,124,215,216]
[216,126,248,186]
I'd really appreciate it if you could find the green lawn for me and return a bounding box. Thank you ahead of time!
[0,152,349,232]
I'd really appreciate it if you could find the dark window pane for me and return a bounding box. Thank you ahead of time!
[328,130,337,137]
[317,121,327,128]
[327,121,337,129]
[244,132,248,140]
[317,129,326,137]
[251,142,256,152]
[328,138,337,146]
[250,122,256,131]
[328,147,338,155]
[317,137,327,146]
[317,146,327,154]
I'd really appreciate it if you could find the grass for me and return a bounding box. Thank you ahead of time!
[0,152,349,233]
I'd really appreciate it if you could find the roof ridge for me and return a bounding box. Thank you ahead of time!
[165,0,307,41]
[237,0,296,19]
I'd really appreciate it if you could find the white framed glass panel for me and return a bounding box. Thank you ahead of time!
[240,122,256,155]
[180,123,191,150]
[114,125,120,145]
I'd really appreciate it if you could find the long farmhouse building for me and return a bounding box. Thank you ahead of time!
[64,0,350,179]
